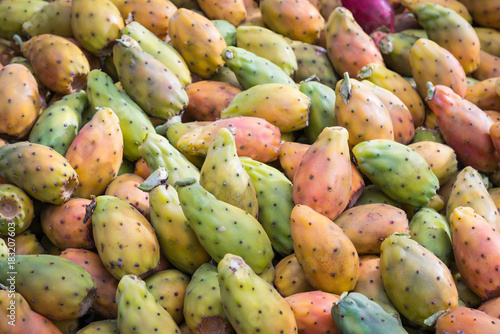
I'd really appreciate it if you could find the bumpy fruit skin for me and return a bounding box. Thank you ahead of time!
[113,35,188,120]
[183,263,234,333]
[331,292,407,333]
[0,0,48,39]
[285,290,340,334]
[0,290,62,334]
[0,184,34,236]
[116,275,181,333]
[0,254,97,321]
[71,0,125,56]
[426,84,499,173]
[293,127,352,220]
[218,253,298,333]
[435,307,500,333]
[198,0,246,26]
[0,142,78,204]
[60,248,119,319]
[334,203,409,254]
[91,195,161,280]
[221,83,311,133]
[450,206,500,300]
[121,21,192,87]
[380,234,458,328]
[200,128,258,217]
[273,253,314,297]
[87,70,155,162]
[291,204,360,294]
[175,178,273,274]
[20,34,90,94]
[169,8,227,78]
[0,64,40,140]
[352,139,439,207]
[325,7,384,77]
[22,0,73,38]
[176,117,281,163]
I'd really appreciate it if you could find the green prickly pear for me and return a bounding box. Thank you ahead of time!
[12,230,46,255]
[409,38,467,98]
[0,0,48,40]
[71,0,124,56]
[407,141,458,185]
[200,128,258,217]
[409,207,453,266]
[0,238,7,258]
[0,142,78,204]
[380,234,458,328]
[0,64,40,140]
[21,0,73,38]
[299,79,338,144]
[221,46,296,89]
[145,269,190,324]
[212,20,237,47]
[0,184,34,236]
[169,8,227,78]
[331,292,407,333]
[28,90,87,156]
[146,169,211,274]
[352,139,440,207]
[335,73,394,149]
[183,263,234,333]
[76,320,119,334]
[426,83,499,173]
[89,195,161,280]
[0,254,97,320]
[289,40,339,90]
[65,107,123,199]
[221,83,311,133]
[239,156,294,256]
[139,132,200,186]
[121,21,192,87]
[86,69,155,162]
[414,2,480,74]
[325,7,384,77]
[218,253,298,333]
[293,126,352,220]
[453,269,483,308]
[273,253,314,297]
[291,204,360,294]
[113,35,188,120]
[411,126,445,144]
[236,25,298,76]
[354,184,402,208]
[449,206,500,300]
[378,32,419,77]
[260,0,324,44]
[116,274,181,333]
[174,177,273,274]
[163,118,208,168]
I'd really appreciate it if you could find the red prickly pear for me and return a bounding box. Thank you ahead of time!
[450,206,500,300]
[293,127,352,221]
[341,0,395,34]
[426,83,499,173]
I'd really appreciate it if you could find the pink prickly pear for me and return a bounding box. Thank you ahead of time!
[426,83,499,173]
[293,126,352,221]
[341,0,395,34]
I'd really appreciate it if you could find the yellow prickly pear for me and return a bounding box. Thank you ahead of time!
[273,253,314,297]
[293,126,352,221]
[408,141,458,185]
[290,204,360,294]
[454,0,500,29]
[22,0,73,38]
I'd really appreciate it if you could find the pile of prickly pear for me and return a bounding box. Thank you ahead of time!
[2,0,500,333]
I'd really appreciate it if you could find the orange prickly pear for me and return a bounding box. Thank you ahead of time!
[413,3,480,74]
[273,253,314,297]
[60,248,119,319]
[409,38,467,98]
[465,77,500,111]
[293,126,352,220]
[325,7,384,77]
[71,0,124,56]
[169,8,227,78]
[454,0,500,29]
[472,50,500,81]
[333,203,410,255]
[260,0,324,44]
[479,296,500,318]
[450,206,500,300]
[434,307,500,333]
[198,0,246,26]
[358,62,426,127]
[475,27,500,57]
[335,73,394,149]
[17,34,90,95]
[285,291,340,334]
[290,204,360,294]
[279,142,310,180]
[0,64,39,140]
[65,107,123,199]
[426,83,499,173]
